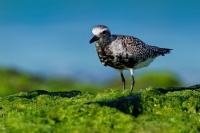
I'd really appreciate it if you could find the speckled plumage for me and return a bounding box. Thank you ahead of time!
[89,25,172,92]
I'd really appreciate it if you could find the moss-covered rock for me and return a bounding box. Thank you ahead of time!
[0,85,200,132]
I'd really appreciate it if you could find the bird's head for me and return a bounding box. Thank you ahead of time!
[89,25,111,45]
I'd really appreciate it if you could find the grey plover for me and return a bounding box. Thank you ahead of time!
[89,25,172,92]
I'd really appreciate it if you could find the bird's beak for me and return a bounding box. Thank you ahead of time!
[89,35,99,44]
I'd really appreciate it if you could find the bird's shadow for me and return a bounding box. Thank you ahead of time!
[87,94,142,117]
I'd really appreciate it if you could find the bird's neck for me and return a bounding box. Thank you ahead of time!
[95,36,112,47]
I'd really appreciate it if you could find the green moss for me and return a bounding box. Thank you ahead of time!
[0,91,136,132]
[0,85,200,132]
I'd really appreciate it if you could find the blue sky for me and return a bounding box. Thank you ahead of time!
[0,0,200,85]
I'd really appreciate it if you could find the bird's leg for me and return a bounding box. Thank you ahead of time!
[130,74,135,92]
[120,72,126,91]
[129,68,135,92]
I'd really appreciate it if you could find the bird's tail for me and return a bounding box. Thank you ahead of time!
[158,48,172,56]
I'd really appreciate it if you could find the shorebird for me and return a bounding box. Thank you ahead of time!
[89,25,172,92]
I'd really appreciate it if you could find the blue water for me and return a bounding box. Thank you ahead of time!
[0,0,200,85]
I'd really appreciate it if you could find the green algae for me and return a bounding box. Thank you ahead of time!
[0,85,200,133]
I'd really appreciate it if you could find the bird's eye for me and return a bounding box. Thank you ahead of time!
[102,31,106,34]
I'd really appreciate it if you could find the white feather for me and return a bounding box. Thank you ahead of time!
[134,58,155,69]
[92,27,109,36]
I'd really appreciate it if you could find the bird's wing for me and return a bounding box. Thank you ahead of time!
[114,35,157,61]
[111,35,172,66]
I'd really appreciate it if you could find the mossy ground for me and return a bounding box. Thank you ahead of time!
[0,85,200,133]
